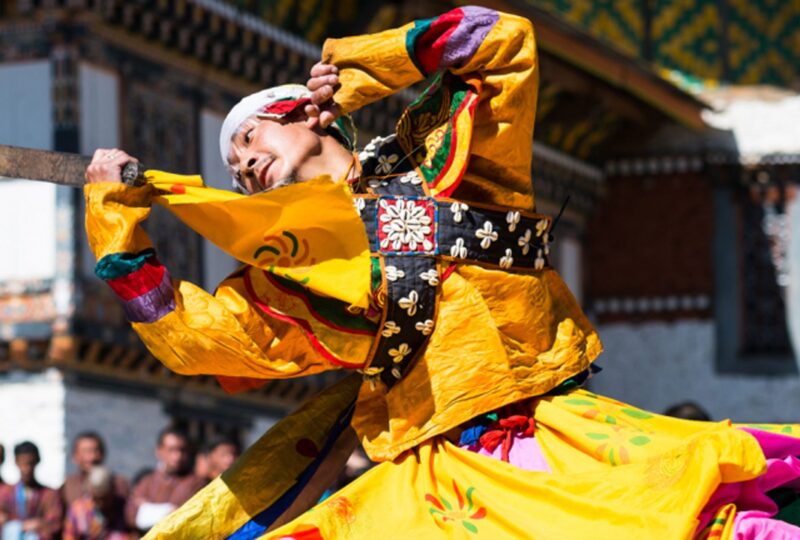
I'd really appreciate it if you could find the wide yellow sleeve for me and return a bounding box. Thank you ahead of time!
[323,6,538,206]
[84,182,338,384]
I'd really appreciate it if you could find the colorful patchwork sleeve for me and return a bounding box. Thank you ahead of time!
[84,182,342,384]
[324,6,538,197]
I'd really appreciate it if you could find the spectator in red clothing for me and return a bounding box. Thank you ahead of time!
[61,432,128,508]
[0,441,63,539]
[125,427,205,534]
[63,466,132,540]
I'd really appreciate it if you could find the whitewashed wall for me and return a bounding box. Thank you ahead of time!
[200,109,239,292]
[243,416,279,448]
[590,320,800,423]
[0,61,56,282]
[0,370,66,488]
[63,384,169,481]
[78,63,120,279]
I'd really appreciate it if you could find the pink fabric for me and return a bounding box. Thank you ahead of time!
[733,512,800,539]
[462,434,551,473]
[696,428,800,538]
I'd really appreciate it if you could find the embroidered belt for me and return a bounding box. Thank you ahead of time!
[353,194,552,389]
[355,196,552,271]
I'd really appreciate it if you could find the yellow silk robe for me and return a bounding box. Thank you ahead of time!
[85,8,601,462]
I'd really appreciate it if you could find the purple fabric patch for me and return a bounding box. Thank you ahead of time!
[122,269,175,323]
[440,6,500,69]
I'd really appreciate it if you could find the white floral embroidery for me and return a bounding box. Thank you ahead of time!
[415,319,434,336]
[358,135,395,162]
[391,367,402,379]
[499,249,514,269]
[535,219,549,237]
[368,179,382,189]
[506,211,521,232]
[450,237,467,258]
[381,320,401,338]
[389,343,411,364]
[385,265,405,282]
[475,221,498,250]
[518,229,532,256]
[535,248,546,270]
[353,197,366,216]
[419,269,439,287]
[449,202,469,223]
[358,138,380,161]
[398,290,419,316]
[399,171,422,185]
[379,199,434,251]
[376,154,399,175]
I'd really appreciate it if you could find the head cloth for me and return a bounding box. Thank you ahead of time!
[219,84,356,188]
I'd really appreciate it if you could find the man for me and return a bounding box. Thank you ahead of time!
[0,442,63,539]
[60,432,128,508]
[123,428,204,534]
[196,436,240,482]
[63,466,131,540]
[84,6,800,538]
[0,444,5,487]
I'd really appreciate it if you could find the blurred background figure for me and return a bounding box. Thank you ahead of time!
[63,466,132,540]
[321,447,373,501]
[0,441,63,539]
[0,444,5,487]
[61,432,129,509]
[664,401,712,421]
[125,427,205,535]
[197,436,241,482]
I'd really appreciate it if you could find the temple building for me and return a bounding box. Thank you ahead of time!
[0,0,797,488]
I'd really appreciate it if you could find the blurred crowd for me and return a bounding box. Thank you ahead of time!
[0,428,240,539]
[0,401,702,539]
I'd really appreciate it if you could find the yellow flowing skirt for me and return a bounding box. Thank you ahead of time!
[264,389,784,539]
[147,385,800,539]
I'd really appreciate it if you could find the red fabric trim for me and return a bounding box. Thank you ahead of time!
[261,98,312,116]
[243,271,365,369]
[441,263,458,283]
[263,272,375,336]
[478,415,536,462]
[416,9,464,75]
[106,259,166,301]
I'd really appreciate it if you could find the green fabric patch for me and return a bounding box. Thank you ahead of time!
[769,488,800,527]
[406,18,435,75]
[95,249,155,281]
[775,497,800,527]
[270,273,377,333]
[370,257,382,293]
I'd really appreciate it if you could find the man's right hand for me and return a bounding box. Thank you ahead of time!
[85,148,138,184]
[305,62,342,129]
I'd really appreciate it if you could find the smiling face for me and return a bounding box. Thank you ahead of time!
[227,114,325,194]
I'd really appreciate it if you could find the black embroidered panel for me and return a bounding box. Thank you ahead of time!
[369,255,438,387]
[355,196,552,271]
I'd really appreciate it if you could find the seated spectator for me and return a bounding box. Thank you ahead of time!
[125,427,205,534]
[664,401,712,421]
[63,466,132,540]
[0,444,5,487]
[198,436,240,482]
[0,441,63,539]
[61,432,128,508]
